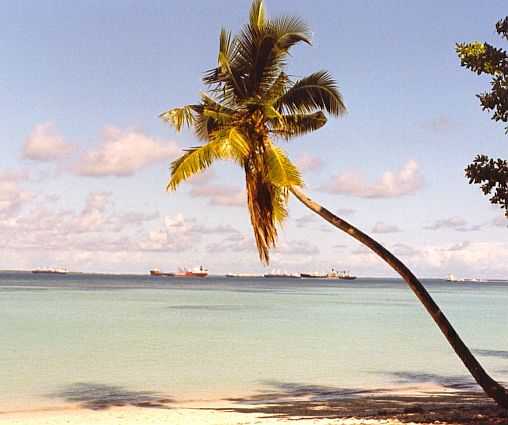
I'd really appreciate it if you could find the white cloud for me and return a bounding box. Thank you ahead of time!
[372,221,400,233]
[424,216,481,232]
[113,212,159,231]
[321,160,424,198]
[23,122,74,161]
[294,153,324,173]
[207,233,256,254]
[66,192,111,233]
[492,215,508,228]
[273,240,320,256]
[424,216,466,230]
[191,184,246,207]
[413,242,508,278]
[0,170,35,218]
[448,241,471,251]
[74,126,180,176]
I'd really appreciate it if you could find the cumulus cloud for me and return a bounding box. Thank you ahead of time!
[113,212,159,231]
[391,243,417,256]
[0,170,35,218]
[321,160,424,198]
[448,241,471,251]
[23,122,74,161]
[74,126,180,176]
[372,221,400,233]
[413,241,508,277]
[66,192,112,233]
[424,216,481,232]
[207,233,256,254]
[492,215,508,227]
[425,216,466,230]
[422,116,460,132]
[191,184,246,207]
[136,214,239,253]
[273,240,319,256]
[295,153,324,173]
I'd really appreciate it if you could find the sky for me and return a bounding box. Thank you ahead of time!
[1,0,507,278]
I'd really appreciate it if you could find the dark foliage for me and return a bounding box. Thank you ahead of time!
[457,17,508,218]
[466,155,508,217]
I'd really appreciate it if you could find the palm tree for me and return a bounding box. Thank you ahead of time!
[161,0,508,408]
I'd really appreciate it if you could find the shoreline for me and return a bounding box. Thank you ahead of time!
[1,387,506,425]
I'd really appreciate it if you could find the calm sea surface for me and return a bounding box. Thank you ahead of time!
[0,272,507,412]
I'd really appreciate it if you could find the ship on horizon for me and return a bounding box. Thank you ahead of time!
[149,269,175,277]
[264,269,300,278]
[300,269,357,280]
[150,266,208,277]
[32,268,68,274]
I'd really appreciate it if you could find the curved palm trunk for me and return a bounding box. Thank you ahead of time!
[290,186,508,408]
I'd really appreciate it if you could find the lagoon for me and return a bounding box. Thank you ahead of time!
[0,272,506,413]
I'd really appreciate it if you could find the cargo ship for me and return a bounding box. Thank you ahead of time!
[149,269,175,276]
[263,269,300,278]
[174,266,209,277]
[300,271,329,279]
[32,268,68,274]
[150,266,208,277]
[300,269,357,280]
[328,269,357,280]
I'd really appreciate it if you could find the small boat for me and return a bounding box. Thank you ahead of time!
[149,269,175,277]
[174,266,209,277]
[32,268,68,274]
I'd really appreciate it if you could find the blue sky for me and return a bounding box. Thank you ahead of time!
[1,1,507,277]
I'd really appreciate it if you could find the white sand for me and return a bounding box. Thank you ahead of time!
[0,404,420,425]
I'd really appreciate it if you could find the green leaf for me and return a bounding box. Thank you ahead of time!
[159,106,195,132]
[266,144,304,188]
[276,70,346,116]
[167,144,217,190]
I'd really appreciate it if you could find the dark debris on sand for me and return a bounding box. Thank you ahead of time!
[220,388,508,424]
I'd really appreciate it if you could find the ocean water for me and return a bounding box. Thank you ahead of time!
[0,272,507,412]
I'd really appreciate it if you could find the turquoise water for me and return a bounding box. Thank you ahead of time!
[0,272,507,412]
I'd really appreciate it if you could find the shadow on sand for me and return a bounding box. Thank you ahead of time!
[49,383,173,410]
[218,380,508,424]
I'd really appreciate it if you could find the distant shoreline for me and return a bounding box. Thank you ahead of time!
[1,270,507,281]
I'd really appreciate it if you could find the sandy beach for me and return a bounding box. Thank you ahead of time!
[0,405,410,425]
[1,390,507,425]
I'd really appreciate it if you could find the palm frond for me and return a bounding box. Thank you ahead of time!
[167,143,219,191]
[249,0,266,31]
[269,15,312,50]
[192,93,239,140]
[276,70,346,116]
[200,92,237,121]
[245,160,278,264]
[160,106,196,132]
[264,72,291,103]
[234,25,284,97]
[269,111,327,139]
[271,185,289,226]
[211,127,250,163]
[266,145,304,188]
